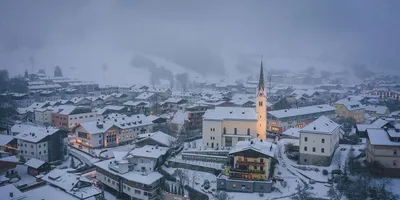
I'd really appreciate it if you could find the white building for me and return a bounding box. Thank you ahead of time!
[72,114,157,148]
[202,63,267,148]
[94,145,166,200]
[14,125,68,162]
[34,107,54,126]
[299,116,341,166]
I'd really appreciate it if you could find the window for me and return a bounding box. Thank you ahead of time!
[304,137,308,142]
[322,139,325,143]
[31,152,34,155]
[321,148,325,153]
[112,181,115,185]
[394,161,397,166]
[247,128,250,135]
[107,179,110,183]
[128,187,131,191]
[44,144,46,147]
[304,146,307,151]
[234,128,237,135]
[260,185,264,189]
[99,134,101,138]
[223,127,226,134]
[394,149,397,155]
[135,190,141,195]
[44,150,46,153]
[144,192,148,196]
[99,140,102,144]
[254,166,257,170]
[31,145,34,148]
[39,151,41,155]
[25,151,27,154]
[313,147,316,152]
[39,145,41,148]
[24,144,27,147]
[232,184,236,188]
[260,166,264,171]
[123,185,126,189]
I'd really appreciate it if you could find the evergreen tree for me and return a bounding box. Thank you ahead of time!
[54,66,63,77]
[70,157,76,168]
[24,69,29,79]
[174,185,177,195]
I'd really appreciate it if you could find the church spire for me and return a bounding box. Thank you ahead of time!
[258,60,265,91]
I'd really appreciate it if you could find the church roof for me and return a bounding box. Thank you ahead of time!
[258,61,265,91]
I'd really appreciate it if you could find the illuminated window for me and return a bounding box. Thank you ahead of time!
[232,184,236,188]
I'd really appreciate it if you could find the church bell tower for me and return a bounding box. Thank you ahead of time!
[256,61,267,139]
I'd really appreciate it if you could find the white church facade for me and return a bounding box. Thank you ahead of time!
[202,62,267,148]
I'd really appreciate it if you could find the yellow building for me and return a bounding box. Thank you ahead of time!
[333,98,365,123]
[226,138,276,181]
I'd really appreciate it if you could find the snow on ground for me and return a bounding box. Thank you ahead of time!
[169,154,223,169]
[183,139,203,150]
[94,143,136,158]
[13,164,36,186]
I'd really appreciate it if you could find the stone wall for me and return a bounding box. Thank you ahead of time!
[299,153,331,166]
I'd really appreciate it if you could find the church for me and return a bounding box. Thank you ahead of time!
[202,62,267,148]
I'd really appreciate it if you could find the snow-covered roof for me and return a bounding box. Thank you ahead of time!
[0,184,23,200]
[127,145,169,159]
[356,118,390,132]
[76,121,113,134]
[282,127,301,138]
[0,134,14,146]
[22,185,74,200]
[268,104,335,119]
[161,98,185,105]
[365,105,389,115]
[53,105,78,115]
[335,98,364,111]
[14,125,60,143]
[203,106,257,121]
[137,131,176,147]
[171,110,188,125]
[94,159,163,185]
[0,156,18,163]
[42,169,100,199]
[123,101,150,107]
[25,158,45,169]
[301,116,341,134]
[229,138,276,158]
[135,92,156,100]
[367,128,400,146]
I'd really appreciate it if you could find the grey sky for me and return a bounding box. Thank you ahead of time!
[0,0,399,83]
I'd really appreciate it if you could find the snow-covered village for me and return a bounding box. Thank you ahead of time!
[1,1,400,200]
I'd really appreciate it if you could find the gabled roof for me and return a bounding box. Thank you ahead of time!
[282,127,301,138]
[203,106,257,121]
[0,134,15,146]
[135,92,156,100]
[127,145,169,159]
[367,128,400,146]
[229,138,276,158]
[25,158,45,169]
[14,125,60,143]
[268,104,335,119]
[300,116,341,134]
[335,98,364,111]
[136,131,176,147]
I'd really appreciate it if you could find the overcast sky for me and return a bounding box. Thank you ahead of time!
[0,0,399,83]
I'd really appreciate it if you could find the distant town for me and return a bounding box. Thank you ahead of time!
[0,64,400,200]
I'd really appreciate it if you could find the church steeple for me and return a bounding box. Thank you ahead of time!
[258,60,265,91]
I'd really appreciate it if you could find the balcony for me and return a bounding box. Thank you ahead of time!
[230,168,266,175]
[235,160,266,166]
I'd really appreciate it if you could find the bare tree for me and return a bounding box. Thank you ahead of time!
[190,171,199,188]
[216,191,232,200]
[291,183,313,200]
[174,169,189,187]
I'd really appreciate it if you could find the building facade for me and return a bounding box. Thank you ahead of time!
[217,138,275,193]
[299,116,341,166]
[267,104,336,134]
[366,128,400,177]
